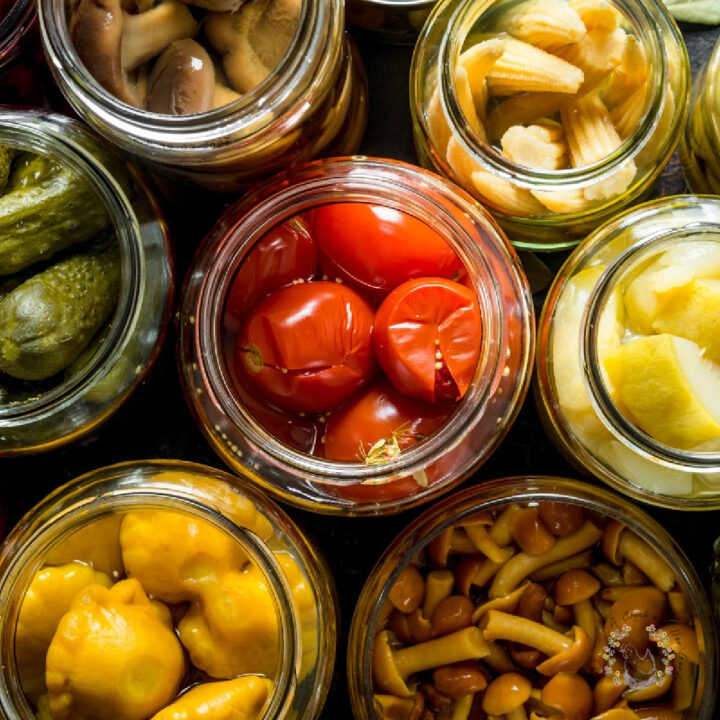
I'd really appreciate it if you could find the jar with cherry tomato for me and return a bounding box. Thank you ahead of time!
[179,157,534,515]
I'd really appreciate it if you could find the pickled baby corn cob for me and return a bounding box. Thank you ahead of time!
[455,65,488,142]
[427,86,452,157]
[602,34,648,108]
[501,124,568,170]
[485,37,584,95]
[554,28,628,91]
[486,92,570,140]
[568,0,622,30]
[531,187,593,212]
[610,81,648,138]
[495,0,586,50]
[470,170,546,215]
[446,135,482,187]
[458,37,504,119]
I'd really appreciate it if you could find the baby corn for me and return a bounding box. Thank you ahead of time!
[470,170,546,215]
[455,65,488,142]
[458,38,504,119]
[610,81,648,139]
[486,92,570,140]
[602,35,648,108]
[532,187,593,212]
[501,124,568,170]
[568,0,622,31]
[555,28,628,92]
[496,0,586,50]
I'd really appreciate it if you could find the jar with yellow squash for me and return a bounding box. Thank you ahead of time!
[536,195,720,509]
[410,0,689,250]
[0,460,336,720]
[680,35,720,193]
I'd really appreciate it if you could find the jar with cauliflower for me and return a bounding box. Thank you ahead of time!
[0,461,336,720]
[410,0,689,250]
[536,195,720,509]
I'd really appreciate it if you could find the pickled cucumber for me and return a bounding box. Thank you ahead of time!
[0,245,121,381]
[0,155,112,276]
[0,145,15,195]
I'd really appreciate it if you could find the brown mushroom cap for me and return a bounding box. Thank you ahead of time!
[432,661,487,698]
[373,692,425,720]
[512,507,556,556]
[541,673,593,720]
[373,631,413,697]
[604,587,667,653]
[555,569,601,606]
[536,625,592,676]
[389,565,425,614]
[602,520,625,565]
[482,672,532,715]
[538,501,586,537]
[147,39,215,115]
[431,595,474,636]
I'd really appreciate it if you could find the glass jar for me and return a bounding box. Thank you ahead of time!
[0,459,336,720]
[38,0,368,193]
[346,0,434,44]
[348,477,717,720]
[0,109,172,455]
[410,0,689,251]
[536,195,720,510]
[680,36,720,194]
[179,157,534,515]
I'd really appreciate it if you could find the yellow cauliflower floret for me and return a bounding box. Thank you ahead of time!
[178,566,279,679]
[45,579,184,720]
[120,510,248,603]
[151,677,273,720]
[16,562,112,701]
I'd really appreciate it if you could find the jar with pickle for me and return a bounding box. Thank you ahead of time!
[179,157,534,515]
[348,477,717,720]
[38,0,368,192]
[680,35,720,194]
[0,460,337,720]
[410,0,689,250]
[0,109,172,455]
[536,195,720,509]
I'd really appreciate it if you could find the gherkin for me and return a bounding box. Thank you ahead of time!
[0,245,120,381]
[0,145,15,195]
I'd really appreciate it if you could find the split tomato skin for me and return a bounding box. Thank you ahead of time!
[235,281,376,413]
[373,277,482,404]
[311,203,463,299]
[224,216,318,331]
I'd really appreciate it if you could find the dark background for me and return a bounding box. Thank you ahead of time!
[1,16,719,719]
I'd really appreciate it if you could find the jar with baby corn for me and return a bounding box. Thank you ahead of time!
[348,477,717,720]
[0,460,336,720]
[680,35,720,194]
[38,0,367,192]
[536,195,720,510]
[410,0,689,251]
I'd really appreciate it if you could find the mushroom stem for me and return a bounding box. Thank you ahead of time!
[489,522,602,599]
[450,694,474,720]
[618,532,675,592]
[480,610,571,656]
[423,570,454,619]
[600,586,655,602]
[529,550,593,582]
[489,504,522,546]
[471,583,527,623]
[484,641,519,673]
[573,599,597,646]
[507,706,528,720]
[463,521,507,562]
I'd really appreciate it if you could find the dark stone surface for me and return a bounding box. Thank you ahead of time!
[1,18,719,720]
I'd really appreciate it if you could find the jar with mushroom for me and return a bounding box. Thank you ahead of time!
[38,0,368,191]
[0,459,337,720]
[536,195,720,509]
[348,477,717,720]
[409,0,689,250]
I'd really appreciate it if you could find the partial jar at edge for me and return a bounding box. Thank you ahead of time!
[0,110,172,455]
[38,0,368,192]
[536,195,720,510]
[410,0,689,251]
[680,35,720,193]
[0,460,336,720]
[347,477,718,720]
[179,157,535,516]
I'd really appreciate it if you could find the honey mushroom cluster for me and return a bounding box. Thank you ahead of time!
[14,492,317,720]
[428,0,665,216]
[371,502,701,720]
[69,0,301,115]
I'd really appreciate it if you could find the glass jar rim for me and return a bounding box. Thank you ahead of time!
[348,475,719,720]
[0,112,142,429]
[37,0,342,154]
[0,459,301,720]
[697,36,720,167]
[183,155,534,484]
[0,0,34,49]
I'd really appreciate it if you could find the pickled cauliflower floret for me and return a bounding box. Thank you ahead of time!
[16,563,112,700]
[150,677,273,720]
[45,578,185,720]
[178,565,279,679]
[120,510,248,603]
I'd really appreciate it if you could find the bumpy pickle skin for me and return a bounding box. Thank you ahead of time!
[0,145,15,195]
[119,510,249,603]
[178,565,280,679]
[45,578,185,720]
[0,244,121,381]
[150,677,273,720]
[15,563,112,701]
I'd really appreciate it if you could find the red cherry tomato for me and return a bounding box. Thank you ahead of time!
[373,278,482,404]
[324,379,449,462]
[224,216,318,331]
[311,203,463,299]
[235,281,376,413]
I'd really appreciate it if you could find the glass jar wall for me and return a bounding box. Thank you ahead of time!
[179,157,534,515]
[0,110,172,455]
[410,0,689,250]
[536,195,720,509]
[38,0,368,192]
[0,460,337,720]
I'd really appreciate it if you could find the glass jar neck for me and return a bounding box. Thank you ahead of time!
[581,221,720,472]
[0,466,300,720]
[439,0,669,190]
[697,38,720,166]
[38,0,343,153]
